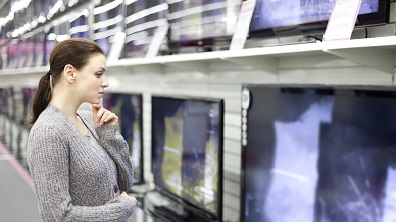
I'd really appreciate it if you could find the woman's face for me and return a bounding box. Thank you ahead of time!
[75,53,108,104]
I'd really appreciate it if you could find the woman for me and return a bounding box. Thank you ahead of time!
[27,38,137,222]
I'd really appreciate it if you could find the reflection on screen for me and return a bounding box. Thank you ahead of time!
[168,0,241,43]
[103,93,143,184]
[93,0,124,58]
[250,0,380,31]
[243,86,396,222]
[124,0,168,57]
[152,97,221,217]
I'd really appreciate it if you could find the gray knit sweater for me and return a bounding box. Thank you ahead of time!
[27,103,135,222]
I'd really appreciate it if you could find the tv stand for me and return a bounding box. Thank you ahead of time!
[245,35,320,49]
[150,205,211,222]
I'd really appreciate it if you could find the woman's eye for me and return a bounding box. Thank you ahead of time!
[96,72,103,77]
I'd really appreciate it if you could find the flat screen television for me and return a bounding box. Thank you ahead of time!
[34,33,45,67]
[249,0,391,38]
[240,84,396,222]
[6,87,14,120]
[0,87,10,115]
[151,96,224,222]
[103,93,144,185]
[167,0,242,52]
[22,87,36,125]
[6,41,20,69]
[12,87,24,124]
[123,0,168,58]
[44,29,57,66]
[93,0,124,58]
[70,14,89,39]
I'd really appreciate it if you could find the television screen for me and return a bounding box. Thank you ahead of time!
[13,87,24,124]
[6,87,14,119]
[23,87,37,124]
[151,96,224,221]
[124,0,168,58]
[241,84,396,222]
[24,39,35,68]
[167,0,242,49]
[249,0,390,38]
[93,0,124,58]
[70,15,89,39]
[0,87,10,115]
[103,93,144,184]
[34,33,45,67]
[44,29,57,66]
[7,41,20,69]
[16,41,28,68]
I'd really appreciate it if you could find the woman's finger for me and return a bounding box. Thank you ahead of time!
[100,111,111,125]
[103,112,118,125]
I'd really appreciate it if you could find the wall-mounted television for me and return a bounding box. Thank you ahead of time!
[103,93,144,185]
[241,84,396,222]
[249,0,390,38]
[167,0,242,52]
[151,96,224,222]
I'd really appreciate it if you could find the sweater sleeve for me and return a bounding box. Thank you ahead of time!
[95,124,134,192]
[27,125,134,222]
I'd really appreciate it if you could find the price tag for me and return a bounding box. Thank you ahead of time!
[323,0,362,41]
[230,0,256,50]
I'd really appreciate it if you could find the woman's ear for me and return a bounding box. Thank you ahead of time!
[63,64,76,83]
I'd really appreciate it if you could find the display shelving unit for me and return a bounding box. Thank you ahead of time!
[1,36,396,85]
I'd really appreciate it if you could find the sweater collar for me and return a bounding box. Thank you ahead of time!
[46,103,99,140]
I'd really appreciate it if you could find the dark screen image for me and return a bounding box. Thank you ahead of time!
[103,93,143,184]
[242,85,396,222]
[250,0,385,36]
[151,96,222,219]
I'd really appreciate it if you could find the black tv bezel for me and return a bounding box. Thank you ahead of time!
[103,92,145,185]
[151,95,224,222]
[239,83,396,222]
[249,0,391,39]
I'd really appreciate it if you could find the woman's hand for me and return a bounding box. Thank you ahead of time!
[92,103,118,127]
[121,192,138,211]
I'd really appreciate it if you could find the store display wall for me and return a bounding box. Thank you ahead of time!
[1,1,395,221]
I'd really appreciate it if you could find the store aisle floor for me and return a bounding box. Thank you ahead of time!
[0,143,40,222]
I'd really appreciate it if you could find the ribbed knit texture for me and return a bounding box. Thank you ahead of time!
[27,103,135,222]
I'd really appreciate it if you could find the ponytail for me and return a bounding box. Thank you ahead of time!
[26,71,52,124]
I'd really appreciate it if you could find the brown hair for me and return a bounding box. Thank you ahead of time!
[26,38,104,124]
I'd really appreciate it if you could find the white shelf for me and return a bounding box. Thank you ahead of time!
[0,66,49,77]
[2,36,396,83]
[107,37,396,75]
